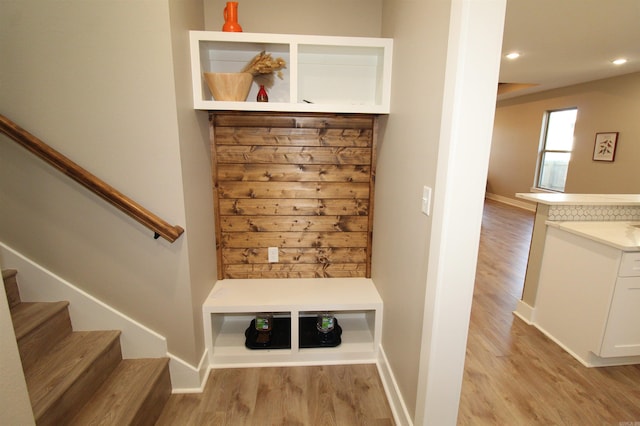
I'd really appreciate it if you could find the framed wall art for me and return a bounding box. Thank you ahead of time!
[592,132,619,162]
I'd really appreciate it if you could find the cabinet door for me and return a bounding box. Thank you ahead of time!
[599,276,640,357]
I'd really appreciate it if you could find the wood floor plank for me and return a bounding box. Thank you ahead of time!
[224,367,259,425]
[154,393,202,425]
[156,364,393,425]
[306,366,339,426]
[327,365,359,426]
[280,367,310,425]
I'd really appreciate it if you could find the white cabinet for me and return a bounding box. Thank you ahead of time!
[534,225,640,366]
[189,31,393,113]
[202,278,382,367]
[600,253,640,358]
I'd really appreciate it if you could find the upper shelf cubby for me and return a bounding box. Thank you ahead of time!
[189,31,393,114]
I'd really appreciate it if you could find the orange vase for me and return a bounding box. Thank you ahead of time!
[222,2,242,32]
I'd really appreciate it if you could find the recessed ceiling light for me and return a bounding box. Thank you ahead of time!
[505,52,520,60]
[612,58,627,65]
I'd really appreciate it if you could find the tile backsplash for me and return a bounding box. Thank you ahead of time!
[548,205,640,221]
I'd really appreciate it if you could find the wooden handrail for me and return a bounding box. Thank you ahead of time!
[0,114,184,243]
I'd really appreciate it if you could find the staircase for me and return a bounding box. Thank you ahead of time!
[3,269,171,425]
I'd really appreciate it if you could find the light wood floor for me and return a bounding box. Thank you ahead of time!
[458,199,640,425]
[156,363,394,425]
[156,200,640,425]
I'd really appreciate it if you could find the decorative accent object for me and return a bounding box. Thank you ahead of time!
[242,51,287,90]
[316,313,335,333]
[255,314,273,331]
[593,132,619,162]
[245,317,291,349]
[203,72,252,101]
[256,85,268,102]
[254,313,273,344]
[300,316,342,348]
[222,2,242,32]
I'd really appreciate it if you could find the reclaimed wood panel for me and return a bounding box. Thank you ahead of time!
[366,118,379,277]
[215,127,373,147]
[213,113,375,129]
[218,199,369,216]
[221,232,368,248]
[217,164,372,182]
[216,146,372,165]
[217,182,369,199]
[220,216,368,232]
[210,112,377,279]
[222,248,368,264]
[224,263,366,279]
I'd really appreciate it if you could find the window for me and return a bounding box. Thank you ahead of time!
[537,108,577,192]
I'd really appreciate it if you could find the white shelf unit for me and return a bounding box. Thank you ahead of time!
[202,278,383,367]
[189,31,393,114]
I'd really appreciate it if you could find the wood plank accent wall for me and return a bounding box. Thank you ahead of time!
[210,112,378,279]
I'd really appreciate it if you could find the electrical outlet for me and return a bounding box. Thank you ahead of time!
[268,247,279,263]
[421,186,432,216]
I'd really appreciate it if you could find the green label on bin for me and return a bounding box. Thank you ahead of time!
[256,318,268,330]
[321,317,333,329]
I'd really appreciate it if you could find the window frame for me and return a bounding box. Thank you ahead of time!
[535,107,577,192]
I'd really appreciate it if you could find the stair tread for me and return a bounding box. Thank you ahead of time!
[11,301,70,340]
[70,358,170,425]
[25,330,122,420]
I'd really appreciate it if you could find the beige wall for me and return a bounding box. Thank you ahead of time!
[168,0,216,363]
[373,0,448,416]
[488,72,640,204]
[205,0,382,36]
[0,0,212,365]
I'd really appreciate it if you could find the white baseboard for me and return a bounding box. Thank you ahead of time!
[168,350,211,393]
[513,299,534,324]
[376,346,413,426]
[485,193,536,212]
[0,242,206,392]
[530,322,593,367]
[531,316,640,368]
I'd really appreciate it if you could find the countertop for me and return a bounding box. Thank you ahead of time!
[547,221,640,251]
[516,193,640,206]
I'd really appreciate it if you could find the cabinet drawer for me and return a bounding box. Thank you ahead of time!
[619,252,640,277]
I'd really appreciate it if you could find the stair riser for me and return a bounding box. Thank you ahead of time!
[69,359,172,426]
[18,308,72,372]
[131,363,172,426]
[3,269,21,308]
[35,337,123,426]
